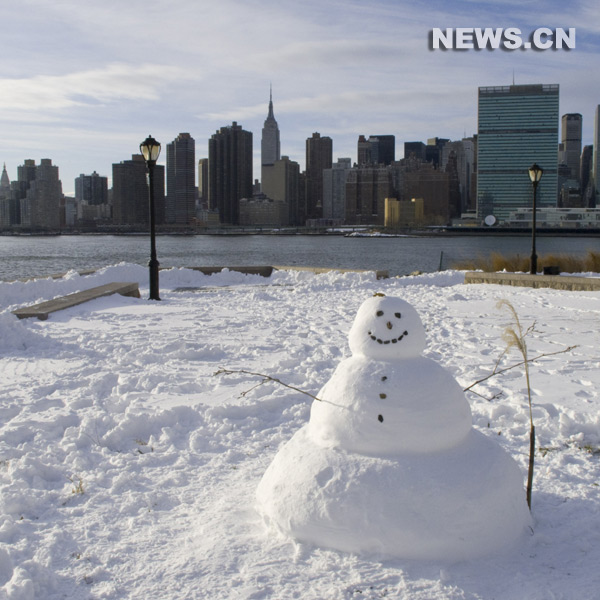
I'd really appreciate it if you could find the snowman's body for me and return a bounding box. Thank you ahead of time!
[256,296,532,561]
[309,355,471,455]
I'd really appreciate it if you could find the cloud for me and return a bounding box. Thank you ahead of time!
[0,63,192,111]
[0,0,598,194]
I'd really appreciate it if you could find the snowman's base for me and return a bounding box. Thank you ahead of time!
[256,427,532,561]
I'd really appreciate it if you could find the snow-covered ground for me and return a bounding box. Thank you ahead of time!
[0,264,599,599]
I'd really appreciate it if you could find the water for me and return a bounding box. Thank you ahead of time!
[0,233,598,281]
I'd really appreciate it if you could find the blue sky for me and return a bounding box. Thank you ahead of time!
[1,0,598,194]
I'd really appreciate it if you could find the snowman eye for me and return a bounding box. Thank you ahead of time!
[395,312,401,319]
[376,311,384,317]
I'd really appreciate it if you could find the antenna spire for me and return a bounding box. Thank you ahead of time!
[267,83,274,119]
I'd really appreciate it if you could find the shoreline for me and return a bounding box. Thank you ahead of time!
[2,228,600,238]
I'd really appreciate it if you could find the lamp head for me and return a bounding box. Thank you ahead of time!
[528,163,543,184]
[140,135,161,163]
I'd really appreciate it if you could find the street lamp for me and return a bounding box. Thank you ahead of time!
[140,135,161,300]
[528,163,543,275]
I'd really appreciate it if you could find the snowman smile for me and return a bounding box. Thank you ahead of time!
[368,330,408,345]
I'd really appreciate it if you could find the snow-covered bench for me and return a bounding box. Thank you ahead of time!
[12,282,140,321]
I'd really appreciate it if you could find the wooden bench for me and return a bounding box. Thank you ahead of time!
[12,282,140,321]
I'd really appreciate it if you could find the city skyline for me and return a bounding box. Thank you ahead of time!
[1,0,599,194]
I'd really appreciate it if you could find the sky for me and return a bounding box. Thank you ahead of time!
[1,0,599,195]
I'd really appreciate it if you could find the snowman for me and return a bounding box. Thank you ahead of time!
[256,295,532,561]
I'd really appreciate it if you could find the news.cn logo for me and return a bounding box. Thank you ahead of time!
[429,28,576,51]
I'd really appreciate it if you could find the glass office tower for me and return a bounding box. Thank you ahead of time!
[477,84,559,222]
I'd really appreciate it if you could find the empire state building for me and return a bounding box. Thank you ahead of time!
[261,87,281,173]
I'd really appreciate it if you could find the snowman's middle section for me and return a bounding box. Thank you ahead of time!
[309,355,472,455]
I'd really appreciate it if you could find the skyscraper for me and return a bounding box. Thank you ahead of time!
[323,158,352,221]
[357,135,371,165]
[208,122,253,225]
[441,138,476,213]
[19,159,63,230]
[305,132,332,221]
[198,158,209,205]
[368,135,395,166]
[580,145,595,207]
[75,171,108,205]
[261,87,280,170]
[262,156,300,226]
[358,135,396,166]
[112,155,165,227]
[561,113,582,181]
[0,164,9,196]
[477,84,559,221]
[166,133,196,225]
[593,105,600,205]
[0,165,11,228]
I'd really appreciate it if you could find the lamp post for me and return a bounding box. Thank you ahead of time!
[140,135,161,300]
[528,163,543,275]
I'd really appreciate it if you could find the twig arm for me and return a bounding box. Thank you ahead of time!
[463,345,577,393]
[214,368,323,402]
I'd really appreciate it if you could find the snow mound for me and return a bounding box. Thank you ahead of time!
[256,295,532,560]
[257,427,531,561]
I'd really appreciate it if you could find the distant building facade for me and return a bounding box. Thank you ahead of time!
[368,135,395,165]
[581,145,595,207]
[426,138,449,169]
[593,105,600,206]
[19,159,63,230]
[208,122,253,225]
[477,84,559,222]
[401,161,451,225]
[345,165,394,225]
[198,158,209,205]
[305,132,332,221]
[239,194,287,226]
[166,133,196,225]
[323,158,352,221]
[357,135,395,166]
[261,156,300,226]
[112,154,165,227]
[404,141,427,162]
[75,171,108,206]
[0,165,11,228]
[357,135,371,165]
[261,87,281,174]
[561,113,582,182]
[441,138,476,216]
[385,197,424,228]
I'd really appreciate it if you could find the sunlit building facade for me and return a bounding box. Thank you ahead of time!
[477,84,559,222]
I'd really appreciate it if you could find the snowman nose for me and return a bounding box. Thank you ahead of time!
[386,321,393,329]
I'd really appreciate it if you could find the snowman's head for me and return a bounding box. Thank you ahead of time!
[348,295,426,359]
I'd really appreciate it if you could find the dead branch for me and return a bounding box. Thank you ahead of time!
[214,368,323,402]
[463,345,578,394]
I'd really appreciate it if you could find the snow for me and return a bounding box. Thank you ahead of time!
[0,264,599,599]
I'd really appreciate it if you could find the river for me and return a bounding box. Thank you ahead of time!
[0,233,598,281]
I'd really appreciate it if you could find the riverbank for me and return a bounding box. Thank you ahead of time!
[2,227,600,237]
